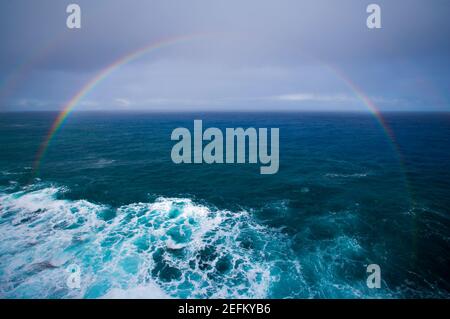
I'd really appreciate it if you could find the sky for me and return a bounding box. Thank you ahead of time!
[0,0,449,112]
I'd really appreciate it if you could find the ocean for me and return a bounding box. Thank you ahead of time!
[0,111,449,298]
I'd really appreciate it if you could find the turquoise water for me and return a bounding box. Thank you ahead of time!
[0,112,449,298]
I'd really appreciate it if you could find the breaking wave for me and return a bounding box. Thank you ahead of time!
[0,184,301,299]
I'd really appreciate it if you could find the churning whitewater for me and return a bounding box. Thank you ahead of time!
[0,183,302,299]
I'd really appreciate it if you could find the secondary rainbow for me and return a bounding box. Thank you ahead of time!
[0,32,68,106]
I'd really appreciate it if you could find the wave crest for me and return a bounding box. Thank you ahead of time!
[0,185,301,299]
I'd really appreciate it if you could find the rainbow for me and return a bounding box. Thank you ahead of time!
[329,65,397,144]
[32,34,406,179]
[326,64,410,195]
[32,33,207,174]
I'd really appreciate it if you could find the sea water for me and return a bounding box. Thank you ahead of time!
[0,112,449,298]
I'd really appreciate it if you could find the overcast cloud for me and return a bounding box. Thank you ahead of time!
[0,0,449,111]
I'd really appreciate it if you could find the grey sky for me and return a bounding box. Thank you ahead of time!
[0,0,449,111]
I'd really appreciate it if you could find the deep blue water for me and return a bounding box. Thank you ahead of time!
[0,112,449,298]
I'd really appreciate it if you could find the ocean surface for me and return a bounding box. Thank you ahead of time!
[0,112,449,298]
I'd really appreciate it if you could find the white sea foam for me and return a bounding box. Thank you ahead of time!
[325,172,370,179]
[101,283,169,299]
[88,159,116,169]
[0,185,300,299]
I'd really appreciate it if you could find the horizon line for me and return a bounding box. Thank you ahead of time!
[1,109,449,114]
